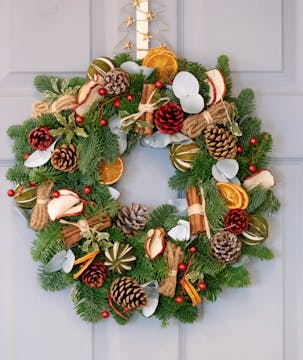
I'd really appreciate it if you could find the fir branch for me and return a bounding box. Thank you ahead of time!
[217,55,232,99]
[154,296,178,327]
[147,204,178,231]
[6,163,30,184]
[29,166,61,185]
[38,267,74,291]
[218,265,251,288]
[235,88,255,120]
[100,126,120,162]
[69,77,86,88]
[247,186,269,213]
[203,275,223,302]
[174,302,199,324]
[124,131,140,155]
[241,244,274,261]
[168,169,191,191]
[72,281,109,323]
[34,75,57,93]
[31,223,65,263]
[189,150,216,186]
[254,189,280,214]
[192,253,225,277]
[105,226,125,243]
[252,132,273,168]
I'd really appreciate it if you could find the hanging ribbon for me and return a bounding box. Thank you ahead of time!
[120,89,169,131]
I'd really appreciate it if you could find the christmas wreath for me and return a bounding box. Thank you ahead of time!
[6,47,280,325]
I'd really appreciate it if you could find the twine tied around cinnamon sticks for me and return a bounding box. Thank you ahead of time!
[30,180,54,231]
[186,185,211,238]
[158,242,184,297]
[60,213,111,248]
[120,84,169,133]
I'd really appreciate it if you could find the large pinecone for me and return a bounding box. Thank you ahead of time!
[110,276,147,310]
[209,231,242,264]
[155,102,184,134]
[81,260,107,288]
[224,209,249,234]
[116,203,149,236]
[104,68,130,95]
[204,125,237,160]
[51,143,78,172]
[28,126,54,150]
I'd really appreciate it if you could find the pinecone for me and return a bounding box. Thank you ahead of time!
[209,231,242,264]
[81,260,107,288]
[155,102,184,134]
[204,125,237,160]
[224,209,249,234]
[116,203,149,236]
[104,68,130,95]
[28,126,54,150]
[110,276,147,310]
[51,143,78,172]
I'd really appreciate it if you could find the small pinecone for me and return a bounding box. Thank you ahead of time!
[51,143,78,172]
[110,276,147,310]
[116,203,149,236]
[224,209,249,234]
[204,125,237,160]
[104,68,130,95]
[81,260,107,288]
[28,126,54,151]
[155,102,184,134]
[209,231,242,264]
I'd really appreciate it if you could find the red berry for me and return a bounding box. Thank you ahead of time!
[52,190,60,198]
[100,118,107,126]
[29,181,36,187]
[178,263,187,272]
[248,164,257,173]
[175,295,184,305]
[23,153,30,160]
[155,81,164,89]
[114,100,121,108]
[126,94,134,101]
[189,246,197,254]
[98,88,107,96]
[198,281,207,291]
[236,146,243,154]
[101,311,110,319]
[249,137,257,146]
[75,116,84,124]
[7,189,15,197]
[90,199,96,206]
[83,186,92,195]
[124,307,132,313]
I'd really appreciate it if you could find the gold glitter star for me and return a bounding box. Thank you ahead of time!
[143,32,152,42]
[146,10,156,21]
[131,0,141,7]
[125,15,135,27]
[124,40,133,50]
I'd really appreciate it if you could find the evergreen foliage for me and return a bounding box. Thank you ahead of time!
[6,52,280,327]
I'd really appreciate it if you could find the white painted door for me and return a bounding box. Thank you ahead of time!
[1,1,302,359]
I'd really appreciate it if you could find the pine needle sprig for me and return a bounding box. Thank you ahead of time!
[217,265,251,288]
[241,244,274,261]
[147,204,178,231]
[38,266,74,291]
[235,88,255,120]
[217,55,232,100]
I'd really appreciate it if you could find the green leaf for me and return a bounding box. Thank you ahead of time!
[75,127,89,138]
[55,113,67,126]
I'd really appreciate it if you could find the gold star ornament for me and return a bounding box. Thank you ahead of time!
[131,0,141,8]
[124,40,133,50]
[125,16,136,27]
[143,32,152,42]
[146,10,156,21]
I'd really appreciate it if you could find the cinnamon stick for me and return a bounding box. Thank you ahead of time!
[186,187,206,235]
[134,83,155,136]
[61,213,111,248]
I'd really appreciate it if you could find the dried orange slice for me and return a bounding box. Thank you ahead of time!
[143,47,178,81]
[99,157,124,185]
[217,182,249,209]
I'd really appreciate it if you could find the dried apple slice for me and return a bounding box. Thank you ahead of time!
[47,188,84,221]
[243,169,275,191]
[206,69,226,105]
[74,82,104,117]
[144,227,166,259]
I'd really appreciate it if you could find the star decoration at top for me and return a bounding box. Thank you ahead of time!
[125,15,136,27]
[131,0,141,8]
[146,10,156,21]
[124,40,133,50]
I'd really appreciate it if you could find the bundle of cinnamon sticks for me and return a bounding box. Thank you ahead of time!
[186,187,206,235]
[61,213,111,248]
[134,83,155,136]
